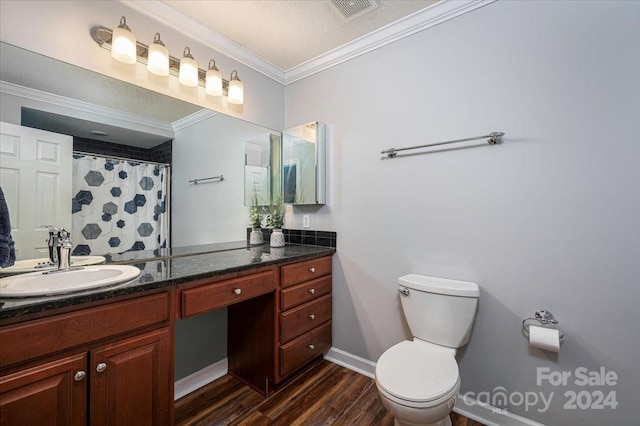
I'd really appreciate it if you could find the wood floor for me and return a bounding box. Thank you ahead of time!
[175,359,485,426]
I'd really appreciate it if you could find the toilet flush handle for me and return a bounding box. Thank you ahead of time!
[398,287,410,296]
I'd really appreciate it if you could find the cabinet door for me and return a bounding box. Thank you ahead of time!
[90,328,171,426]
[0,353,87,425]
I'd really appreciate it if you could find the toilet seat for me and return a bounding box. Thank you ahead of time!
[375,340,460,408]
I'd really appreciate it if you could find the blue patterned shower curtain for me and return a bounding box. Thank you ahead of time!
[71,155,169,256]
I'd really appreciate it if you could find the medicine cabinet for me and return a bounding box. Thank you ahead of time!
[282,122,327,205]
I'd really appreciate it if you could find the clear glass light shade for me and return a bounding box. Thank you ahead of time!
[228,79,244,105]
[111,26,137,64]
[205,68,223,96]
[179,56,199,87]
[147,42,169,76]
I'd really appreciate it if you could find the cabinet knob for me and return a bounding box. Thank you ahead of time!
[234,288,242,295]
[308,288,315,294]
[309,267,316,273]
[96,362,107,373]
[74,371,86,381]
[309,314,315,320]
[308,344,315,350]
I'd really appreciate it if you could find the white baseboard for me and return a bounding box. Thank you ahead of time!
[324,346,376,379]
[174,358,228,400]
[324,346,545,426]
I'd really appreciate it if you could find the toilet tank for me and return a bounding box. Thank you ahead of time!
[398,274,479,348]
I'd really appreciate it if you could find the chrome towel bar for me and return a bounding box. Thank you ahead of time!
[189,175,224,185]
[381,132,504,159]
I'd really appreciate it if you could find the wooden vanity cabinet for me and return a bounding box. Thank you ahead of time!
[0,292,172,426]
[0,252,334,421]
[90,327,171,425]
[0,352,88,425]
[276,256,333,382]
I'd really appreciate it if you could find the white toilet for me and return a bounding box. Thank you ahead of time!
[375,274,479,426]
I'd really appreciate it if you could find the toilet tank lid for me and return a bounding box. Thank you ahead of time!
[398,274,479,297]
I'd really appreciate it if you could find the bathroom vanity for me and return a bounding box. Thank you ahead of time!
[0,243,334,425]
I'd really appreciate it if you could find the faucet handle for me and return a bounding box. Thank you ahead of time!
[58,229,72,244]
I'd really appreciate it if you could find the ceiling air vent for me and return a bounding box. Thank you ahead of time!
[329,0,378,23]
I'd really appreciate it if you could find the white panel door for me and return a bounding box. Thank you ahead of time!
[0,121,72,260]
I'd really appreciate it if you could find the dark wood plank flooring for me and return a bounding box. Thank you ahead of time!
[175,359,484,426]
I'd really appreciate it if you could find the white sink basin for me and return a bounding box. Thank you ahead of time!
[0,265,141,297]
[0,256,106,275]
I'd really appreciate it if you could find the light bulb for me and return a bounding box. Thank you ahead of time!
[205,59,223,96]
[179,47,199,87]
[111,16,137,64]
[228,70,244,105]
[147,33,169,76]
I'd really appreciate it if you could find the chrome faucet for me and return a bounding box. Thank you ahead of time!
[56,229,72,271]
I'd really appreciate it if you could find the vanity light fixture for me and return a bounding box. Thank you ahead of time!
[205,60,223,96]
[111,16,137,64]
[147,33,169,76]
[227,70,244,105]
[178,47,199,87]
[90,20,245,104]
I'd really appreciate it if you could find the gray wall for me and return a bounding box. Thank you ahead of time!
[284,1,640,424]
[174,308,227,380]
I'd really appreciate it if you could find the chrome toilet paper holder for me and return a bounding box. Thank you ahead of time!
[522,309,566,343]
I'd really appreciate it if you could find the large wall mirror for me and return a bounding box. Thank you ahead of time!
[0,42,281,260]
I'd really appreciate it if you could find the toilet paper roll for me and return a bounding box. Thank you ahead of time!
[529,325,560,352]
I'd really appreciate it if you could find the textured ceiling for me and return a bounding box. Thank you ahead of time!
[160,0,438,70]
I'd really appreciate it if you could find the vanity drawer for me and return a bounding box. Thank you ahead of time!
[281,275,332,311]
[280,321,331,378]
[181,270,275,317]
[0,292,169,368]
[280,295,332,343]
[281,256,332,288]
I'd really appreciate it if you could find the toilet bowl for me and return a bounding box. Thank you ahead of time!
[375,275,479,426]
[376,340,460,426]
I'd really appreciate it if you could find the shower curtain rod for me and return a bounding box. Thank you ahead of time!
[73,150,170,167]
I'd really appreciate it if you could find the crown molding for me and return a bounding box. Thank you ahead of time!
[119,0,494,86]
[284,0,497,84]
[0,81,174,136]
[122,0,287,85]
[172,108,219,132]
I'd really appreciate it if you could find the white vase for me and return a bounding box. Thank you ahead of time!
[270,228,285,247]
[249,228,263,245]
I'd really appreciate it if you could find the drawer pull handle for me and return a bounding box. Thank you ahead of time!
[74,371,86,381]
[308,344,315,350]
[96,363,107,373]
[309,267,316,273]
[234,288,242,295]
[308,288,315,294]
[309,314,315,320]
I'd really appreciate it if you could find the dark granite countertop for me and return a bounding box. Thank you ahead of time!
[0,243,335,321]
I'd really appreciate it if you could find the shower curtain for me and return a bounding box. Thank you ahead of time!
[71,154,169,256]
